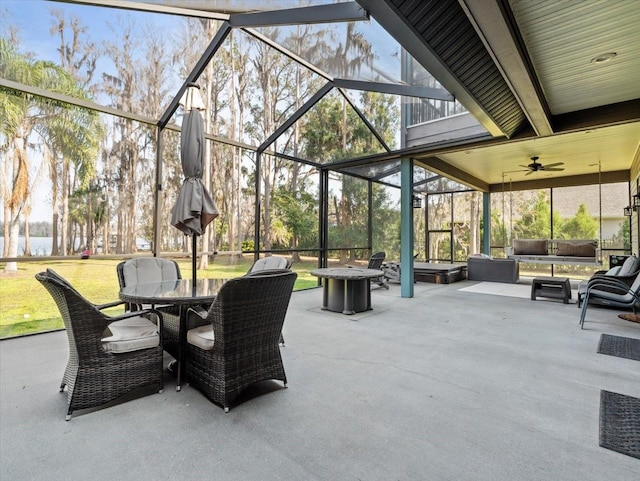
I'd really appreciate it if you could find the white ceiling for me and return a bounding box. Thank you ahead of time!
[435,122,640,186]
[511,0,640,115]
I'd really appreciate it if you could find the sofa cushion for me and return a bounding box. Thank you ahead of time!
[555,241,596,257]
[618,255,640,276]
[605,266,622,276]
[102,316,160,353]
[513,239,548,255]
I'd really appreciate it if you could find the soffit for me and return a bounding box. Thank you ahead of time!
[360,0,528,139]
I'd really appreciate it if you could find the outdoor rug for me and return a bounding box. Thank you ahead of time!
[458,282,532,299]
[618,313,640,324]
[599,390,640,459]
[597,334,640,361]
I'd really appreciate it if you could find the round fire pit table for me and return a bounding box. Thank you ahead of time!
[310,267,384,315]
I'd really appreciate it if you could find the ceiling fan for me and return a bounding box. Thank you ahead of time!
[519,156,564,175]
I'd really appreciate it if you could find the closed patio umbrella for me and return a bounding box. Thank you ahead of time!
[171,83,218,287]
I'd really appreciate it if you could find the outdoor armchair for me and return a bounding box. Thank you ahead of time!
[117,258,208,359]
[577,255,640,307]
[579,274,640,329]
[185,270,297,412]
[363,251,388,289]
[117,258,182,312]
[36,269,164,420]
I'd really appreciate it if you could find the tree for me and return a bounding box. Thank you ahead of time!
[513,191,551,239]
[555,203,598,239]
[612,218,630,249]
[48,10,99,255]
[1,38,99,270]
[102,19,164,254]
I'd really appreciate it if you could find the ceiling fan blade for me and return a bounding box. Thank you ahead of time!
[524,170,535,176]
[543,162,564,168]
[544,167,564,171]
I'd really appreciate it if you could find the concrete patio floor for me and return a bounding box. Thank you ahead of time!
[1,279,639,480]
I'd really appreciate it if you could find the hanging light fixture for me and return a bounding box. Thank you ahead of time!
[412,195,422,209]
[624,206,633,216]
[632,193,640,211]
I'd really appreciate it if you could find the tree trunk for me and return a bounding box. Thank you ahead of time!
[4,133,28,272]
[61,159,69,255]
[23,216,31,256]
[5,221,20,272]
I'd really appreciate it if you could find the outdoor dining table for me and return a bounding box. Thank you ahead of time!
[119,277,226,391]
[310,267,384,316]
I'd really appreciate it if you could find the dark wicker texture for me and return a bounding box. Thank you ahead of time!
[186,270,297,412]
[600,390,640,459]
[36,269,164,420]
[246,261,292,346]
[598,334,640,361]
[116,259,183,358]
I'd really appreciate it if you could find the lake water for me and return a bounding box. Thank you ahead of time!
[0,237,59,256]
[0,237,151,256]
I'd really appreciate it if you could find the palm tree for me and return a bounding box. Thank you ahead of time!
[0,39,101,269]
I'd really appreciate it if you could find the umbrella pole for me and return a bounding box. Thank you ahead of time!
[192,235,197,290]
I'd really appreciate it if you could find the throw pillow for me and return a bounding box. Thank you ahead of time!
[618,255,639,276]
[513,239,548,255]
[555,241,596,257]
[605,266,622,276]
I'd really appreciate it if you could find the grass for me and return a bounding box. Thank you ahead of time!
[0,256,320,339]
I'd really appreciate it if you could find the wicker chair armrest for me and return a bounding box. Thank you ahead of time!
[186,306,208,330]
[109,307,163,324]
[95,300,126,311]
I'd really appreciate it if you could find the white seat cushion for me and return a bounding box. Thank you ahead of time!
[102,316,160,353]
[187,324,215,351]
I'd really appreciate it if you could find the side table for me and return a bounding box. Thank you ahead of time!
[531,276,571,304]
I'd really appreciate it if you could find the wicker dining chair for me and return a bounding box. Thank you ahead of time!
[36,269,164,420]
[247,256,292,346]
[247,255,291,273]
[117,258,184,358]
[185,270,297,412]
[116,258,182,312]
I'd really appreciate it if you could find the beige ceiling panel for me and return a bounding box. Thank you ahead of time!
[510,0,640,115]
[435,122,640,185]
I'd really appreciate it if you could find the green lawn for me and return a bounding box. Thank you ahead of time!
[0,256,319,338]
